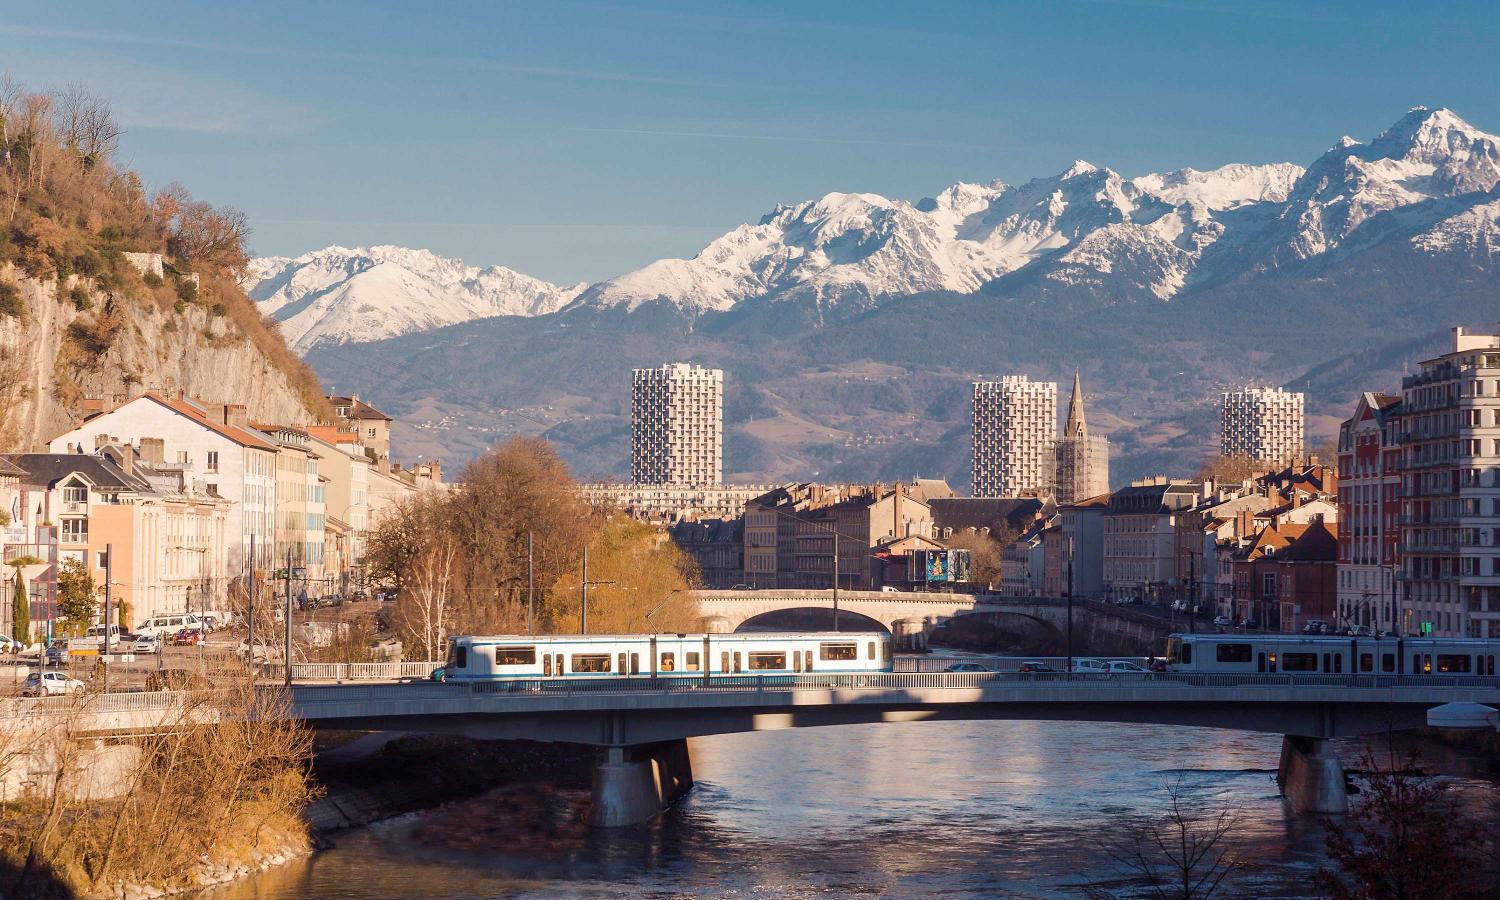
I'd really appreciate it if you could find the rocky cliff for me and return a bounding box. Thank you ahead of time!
[0,265,323,452]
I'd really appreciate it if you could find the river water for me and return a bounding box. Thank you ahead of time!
[202,713,1500,900]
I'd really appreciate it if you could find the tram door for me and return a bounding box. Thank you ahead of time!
[793,651,802,673]
[617,652,627,676]
[721,651,729,675]
[732,652,742,674]
[1257,652,1266,673]
[630,653,641,675]
[543,655,552,677]
[805,650,813,672]
[555,654,564,676]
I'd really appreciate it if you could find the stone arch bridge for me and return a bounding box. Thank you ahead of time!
[692,589,1171,651]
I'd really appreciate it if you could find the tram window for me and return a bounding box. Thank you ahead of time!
[555,654,563,675]
[820,642,858,661]
[685,652,701,672]
[749,652,786,670]
[492,646,536,666]
[543,654,552,676]
[732,652,742,674]
[660,652,675,672]
[1333,654,1342,674]
[630,653,641,675]
[1413,654,1422,674]
[867,642,876,660]
[1488,655,1496,676]
[1282,653,1318,672]
[794,651,803,673]
[1216,643,1252,663]
[1437,654,1472,673]
[1381,653,1395,673]
[1359,653,1373,673]
[1181,642,1192,665]
[805,650,813,671]
[450,646,468,670]
[570,653,611,673]
[721,651,729,673]
[618,653,628,675]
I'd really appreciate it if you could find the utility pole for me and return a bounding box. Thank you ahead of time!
[832,527,840,633]
[1066,537,1074,675]
[247,534,255,679]
[283,548,292,688]
[102,543,112,693]
[527,531,535,635]
[580,546,589,635]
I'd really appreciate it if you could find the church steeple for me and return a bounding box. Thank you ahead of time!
[1065,370,1087,438]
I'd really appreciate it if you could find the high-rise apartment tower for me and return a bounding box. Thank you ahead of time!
[971,375,1057,498]
[1054,371,1110,504]
[631,363,723,486]
[1220,387,1305,463]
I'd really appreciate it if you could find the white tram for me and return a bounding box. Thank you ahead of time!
[1165,633,1500,676]
[437,632,892,682]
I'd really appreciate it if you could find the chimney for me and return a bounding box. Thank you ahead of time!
[138,437,165,465]
[221,404,248,429]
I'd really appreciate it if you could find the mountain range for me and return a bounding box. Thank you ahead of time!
[249,107,1500,487]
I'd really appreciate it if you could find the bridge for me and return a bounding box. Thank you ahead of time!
[693,589,1171,650]
[17,672,1500,826]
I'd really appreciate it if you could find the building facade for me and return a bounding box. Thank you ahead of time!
[631,363,724,486]
[578,482,775,524]
[1221,387,1305,464]
[971,375,1057,498]
[1053,372,1110,504]
[1103,479,1202,601]
[1399,326,1500,638]
[1336,393,1402,633]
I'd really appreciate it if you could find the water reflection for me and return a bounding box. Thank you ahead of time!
[205,721,1493,899]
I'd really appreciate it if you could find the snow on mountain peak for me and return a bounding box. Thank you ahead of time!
[244,245,584,351]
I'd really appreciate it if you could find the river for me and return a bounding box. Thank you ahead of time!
[200,714,1498,899]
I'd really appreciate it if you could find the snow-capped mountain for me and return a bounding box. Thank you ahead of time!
[244,245,585,351]
[571,106,1498,313]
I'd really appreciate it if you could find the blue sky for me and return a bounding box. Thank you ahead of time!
[4,0,1498,284]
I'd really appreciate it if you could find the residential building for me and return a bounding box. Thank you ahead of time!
[929,497,1049,542]
[328,395,392,465]
[304,426,372,590]
[1053,372,1110,504]
[971,375,1057,497]
[1231,521,1338,632]
[742,482,934,589]
[1000,524,1047,597]
[47,393,279,571]
[1399,325,1500,638]
[578,482,776,524]
[256,425,327,587]
[1103,478,1203,601]
[9,450,231,627]
[668,518,746,589]
[1059,492,1111,599]
[631,363,723,486]
[1221,387,1305,464]
[1336,393,1403,632]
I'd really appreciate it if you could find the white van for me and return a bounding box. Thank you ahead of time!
[135,614,205,638]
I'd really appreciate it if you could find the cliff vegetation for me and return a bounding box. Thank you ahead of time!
[0,75,330,449]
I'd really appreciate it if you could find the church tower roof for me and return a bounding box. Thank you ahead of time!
[1065,370,1087,438]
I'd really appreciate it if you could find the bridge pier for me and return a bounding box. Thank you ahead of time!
[587,739,695,828]
[1277,736,1347,815]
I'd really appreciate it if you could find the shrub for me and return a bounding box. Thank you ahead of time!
[176,277,198,302]
[0,282,23,319]
[68,284,92,311]
[143,271,163,288]
[210,302,226,317]
[98,224,123,243]
[73,249,104,277]
[173,298,187,314]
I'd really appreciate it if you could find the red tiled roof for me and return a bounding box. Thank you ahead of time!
[304,425,358,445]
[144,394,277,450]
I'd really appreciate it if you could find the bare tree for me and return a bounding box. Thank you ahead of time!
[398,528,455,660]
[54,83,121,172]
[1089,776,1246,900]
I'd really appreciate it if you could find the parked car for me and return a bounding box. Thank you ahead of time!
[1017,661,1057,673]
[43,645,68,666]
[1071,658,1109,674]
[1238,618,1259,630]
[1212,615,1233,628]
[1104,661,1151,674]
[22,671,84,697]
[0,637,22,654]
[944,662,992,673]
[169,629,202,647]
[132,634,161,654]
[135,614,205,638]
[1302,620,1331,635]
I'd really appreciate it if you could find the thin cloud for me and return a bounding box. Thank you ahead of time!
[569,126,972,149]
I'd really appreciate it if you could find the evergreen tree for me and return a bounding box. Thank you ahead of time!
[11,570,28,644]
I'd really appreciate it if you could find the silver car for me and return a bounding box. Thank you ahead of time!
[23,671,84,697]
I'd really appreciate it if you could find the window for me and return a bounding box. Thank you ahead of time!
[570,653,610,673]
[1381,653,1395,673]
[721,651,729,673]
[367,428,376,437]
[1262,573,1276,596]
[1215,643,1252,663]
[660,652,675,672]
[867,641,876,660]
[1436,654,1472,673]
[206,451,219,473]
[177,451,189,464]
[1282,653,1318,672]
[492,646,536,666]
[61,519,88,543]
[749,652,786,670]
[448,645,468,670]
[62,484,87,505]
[1359,653,1373,673]
[685,651,700,672]
[543,654,552,676]
[820,642,858,661]
[1181,642,1192,665]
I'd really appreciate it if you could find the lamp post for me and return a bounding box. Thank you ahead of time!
[579,546,616,635]
[1065,537,1074,675]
